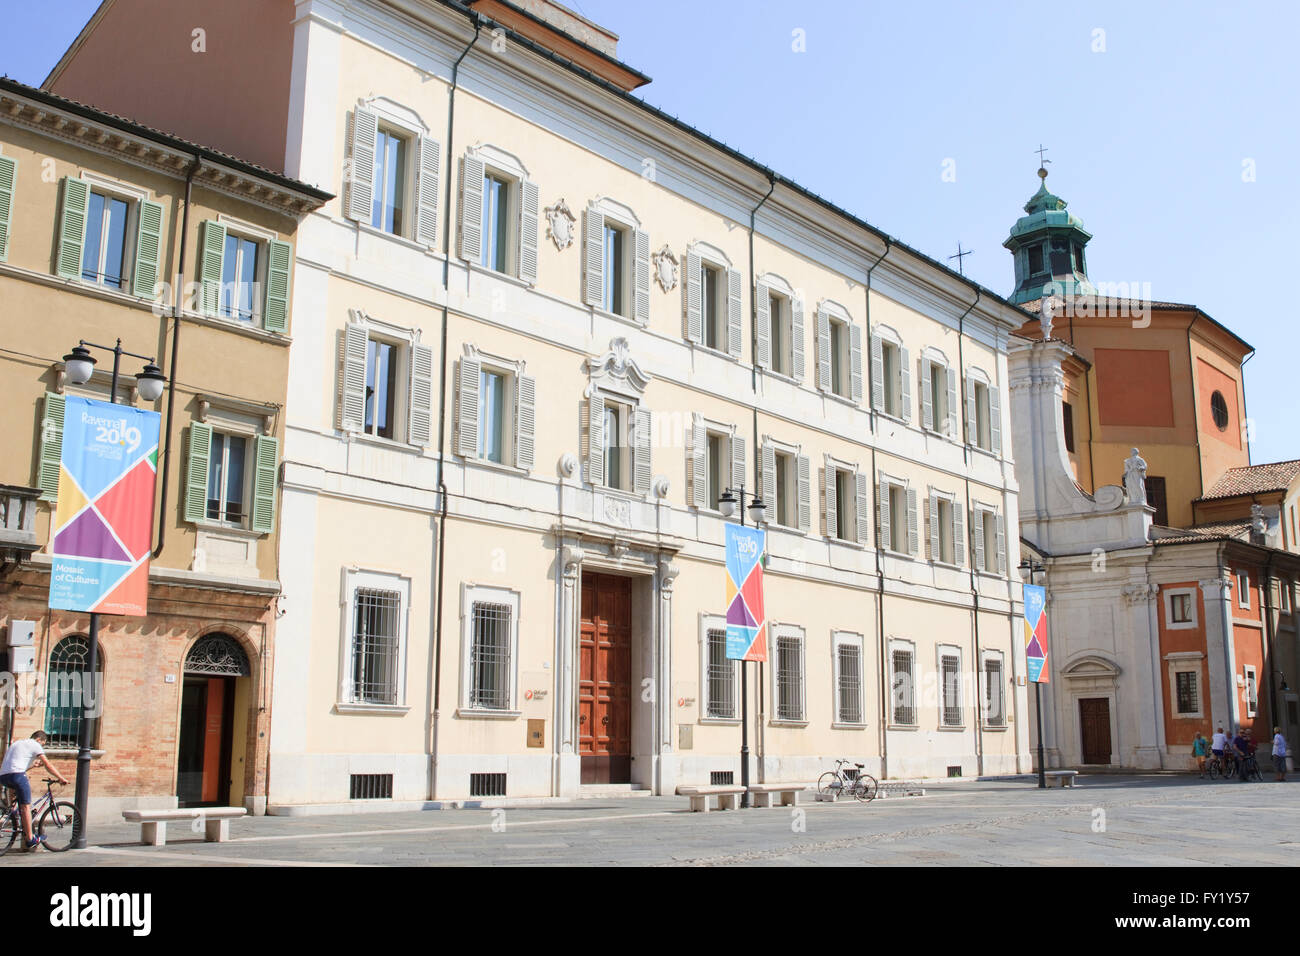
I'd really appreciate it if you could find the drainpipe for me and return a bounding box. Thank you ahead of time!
[954,291,984,776]
[747,174,774,784]
[863,241,889,777]
[1264,552,1278,736]
[152,155,201,559]
[430,18,482,803]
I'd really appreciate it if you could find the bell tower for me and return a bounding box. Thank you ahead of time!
[1004,161,1095,306]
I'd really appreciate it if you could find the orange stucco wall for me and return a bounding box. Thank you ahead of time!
[1229,564,1270,736]
[1158,582,1211,747]
[1094,347,1175,427]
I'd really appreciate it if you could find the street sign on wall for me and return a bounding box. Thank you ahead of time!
[47,396,160,616]
[1023,583,1049,683]
[724,522,767,662]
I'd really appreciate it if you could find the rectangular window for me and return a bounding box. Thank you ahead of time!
[941,651,962,727]
[927,362,947,432]
[1282,580,1292,614]
[889,484,907,553]
[1062,400,1075,454]
[775,633,804,721]
[702,263,723,350]
[769,293,788,376]
[205,431,247,525]
[891,647,915,725]
[1244,666,1258,718]
[365,338,399,440]
[834,468,853,541]
[602,221,627,316]
[372,129,407,235]
[1175,671,1199,716]
[1027,244,1044,275]
[774,450,793,527]
[219,233,259,323]
[881,341,900,416]
[1170,592,1193,624]
[603,401,630,491]
[1145,476,1168,526]
[351,586,402,705]
[974,381,991,450]
[835,636,863,724]
[982,509,1000,573]
[478,369,508,464]
[705,628,736,719]
[81,190,129,289]
[481,172,511,274]
[707,432,725,509]
[469,601,512,710]
[1237,570,1251,609]
[983,655,1005,726]
[936,496,955,564]
[829,318,848,398]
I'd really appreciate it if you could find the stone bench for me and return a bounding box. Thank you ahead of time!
[1044,770,1079,788]
[746,783,803,808]
[122,807,246,845]
[677,785,745,812]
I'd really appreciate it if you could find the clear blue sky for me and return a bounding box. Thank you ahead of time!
[4,1,1297,467]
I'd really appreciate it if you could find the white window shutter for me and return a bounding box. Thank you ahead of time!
[849,323,864,404]
[730,433,746,491]
[906,487,919,556]
[633,228,650,323]
[965,377,976,444]
[690,422,707,508]
[458,154,485,262]
[633,407,651,494]
[585,394,606,485]
[761,442,776,523]
[791,297,805,382]
[870,334,884,412]
[899,346,912,421]
[346,107,378,223]
[973,508,986,571]
[455,357,481,457]
[338,322,368,432]
[946,366,959,439]
[878,479,891,551]
[952,502,964,567]
[996,514,1007,574]
[816,307,831,392]
[928,493,939,561]
[855,471,870,546]
[726,268,743,358]
[415,136,440,246]
[518,179,539,285]
[515,375,536,470]
[683,249,702,343]
[989,385,1002,456]
[407,342,434,446]
[796,454,811,532]
[823,466,836,537]
[755,282,771,369]
[583,209,604,308]
[921,361,934,431]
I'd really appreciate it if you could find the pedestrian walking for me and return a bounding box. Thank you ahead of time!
[1273,727,1288,782]
[1192,732,1209,777]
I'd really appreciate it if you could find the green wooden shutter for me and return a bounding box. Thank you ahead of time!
[131,198,164,299]
[37,392,66,502]
[0,155,16,262]
[184,422,213,523]
[250,435,279,534]
[263,239,292,332]
[56,177,89,279]
[198,220,226,317]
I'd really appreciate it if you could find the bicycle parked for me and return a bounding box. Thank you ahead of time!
[1207,753,1235,780]
[817,758,878,802]
[0,779,80,854]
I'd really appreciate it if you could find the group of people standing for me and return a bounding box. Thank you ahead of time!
[1192,726,1288,782]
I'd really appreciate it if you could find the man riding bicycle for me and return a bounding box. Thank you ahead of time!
[0,732,69,851]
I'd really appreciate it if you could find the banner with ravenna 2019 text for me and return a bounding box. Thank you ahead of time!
[48,396,160,617]
[724,523,766,662]
[1023,583,1049,683]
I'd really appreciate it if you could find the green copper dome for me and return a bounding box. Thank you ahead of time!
[1004,168,1095,305]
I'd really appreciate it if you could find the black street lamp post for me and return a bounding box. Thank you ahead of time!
[60,338,165,849]
[717,486,765,809]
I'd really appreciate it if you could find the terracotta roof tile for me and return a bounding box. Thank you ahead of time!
[1198,460,1300,501]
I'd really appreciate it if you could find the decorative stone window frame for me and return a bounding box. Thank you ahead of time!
[831,630,867,728]
[926,485,963,568]
[888,637,918,729]
[339,308,432,449]
[869,322,909,423]
[583,337,652,496]
[1166,651,1205,719]
[814,297,861,405]
[878,470,918,558]
[1244,664,1258,718]
[682,240,741,359]
[822,453,868,547]
[190,398,271,535]
[454,342,532,473]
[351,96,434,246]
[919,345,959,440]
[980,648,1008,729]
[964,365,1000,456]
[211,213,278,326]
[1163,586,1199,630]
[1236,569,1251,610]
[460,143,537,284]
[336,567,412,715]
[582,196,649,325]
[768,622,807,726]
[698,612,740,724]
[754,271,804,382]
[1281,577,1293,615]
[68,171,152,294]
[690,412,745,514]
[759,434,810,533]
[937,643,964,730]
[970,499,1006,577]
[457,582,522,718]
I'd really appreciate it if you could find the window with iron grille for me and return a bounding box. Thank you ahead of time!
[1175,671,1199,716]
[891,647,915,725]
[710,771,734,786]
[835,636,863,724]
[775,632,804,721]
[350,587,402,705]
[349,773,393,799]
[470,602,512,709]
[940,650,962,727]
[705,628,736,719]
[983,655,1005,726]
[469,772,507,797]
[43,635,103,749]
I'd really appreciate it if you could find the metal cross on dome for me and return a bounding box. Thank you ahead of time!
[948,242,973,275]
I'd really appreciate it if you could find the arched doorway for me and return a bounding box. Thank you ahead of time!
[177,634,250,807]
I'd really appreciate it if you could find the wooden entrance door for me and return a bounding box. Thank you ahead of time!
[1079,697,1112,764]
[177,677,234,806]
[579,572,632,784]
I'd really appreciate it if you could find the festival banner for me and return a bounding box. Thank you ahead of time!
[48,396,160,616]
[1023,583,1049,683]
[724,522,767,661]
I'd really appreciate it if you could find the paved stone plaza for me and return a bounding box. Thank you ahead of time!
[4,775,1297,867]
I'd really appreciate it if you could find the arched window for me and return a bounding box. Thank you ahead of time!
[184,634,250,677]
[44,635,103,749]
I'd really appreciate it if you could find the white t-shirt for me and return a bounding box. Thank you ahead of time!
[1211,732,1228,751]
[0,739,44,775]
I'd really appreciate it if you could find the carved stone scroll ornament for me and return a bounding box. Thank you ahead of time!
[652,245,678,292]
[545,198,576,251]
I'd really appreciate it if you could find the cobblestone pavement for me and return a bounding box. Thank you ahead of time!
[4,775,1297,867]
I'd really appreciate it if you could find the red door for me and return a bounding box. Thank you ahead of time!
[579,572,632,784]
[1079,698,1112,764]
